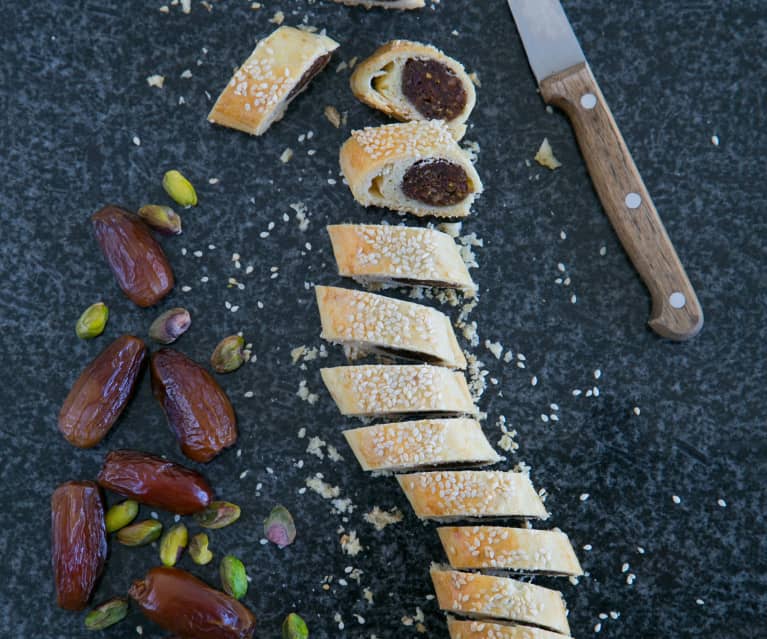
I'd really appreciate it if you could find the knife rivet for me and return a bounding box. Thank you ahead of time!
[669,292,686,309]
[625,192,642,209]
[580,93,597,109]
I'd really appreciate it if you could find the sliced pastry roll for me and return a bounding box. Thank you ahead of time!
[208,26,339,136]
[351,40,476,138]
[446,616,572,639]
[397,471,547,520]
[316,286,466,369]
[339,120,483,218]
[327,224,475,290]
[343,418,500,472]
[320,365,477,418]
[331,0,425,9]
[431,565,570,636]
[438,526,583,576]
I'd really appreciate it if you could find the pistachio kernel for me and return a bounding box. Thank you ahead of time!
[84,597,129,631]
[116,519,163,546]
[193,501,241,529]
[220,555,248,600]
[105,499,139,533]
[162,170,198,207]
[149,307,192,344]
[75,302,109,339]
[210,335,245,373]
[282,612,309,639]
[189,532,213,565]
[159,523,189,567]
[264,505,296,549]
[138,204,183,235]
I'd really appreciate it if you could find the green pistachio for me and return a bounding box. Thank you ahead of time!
[264,505,296,549]
[75,302,109,339]
[149,307,191,344]
[189,532,213,565]
[105,499,139,533]
[193,501,241,529]
[162,170,198,207]
[282,612,309,639]
[159,523,188,567]
[210,335,245,373]
[220,555,248,600]
[84,597,129,630]
[138,204,183,235]
[116,519,162,546]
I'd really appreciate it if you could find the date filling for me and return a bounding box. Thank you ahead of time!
[401,58,467,121]
[287,52,333,100]
[402,159,471,206]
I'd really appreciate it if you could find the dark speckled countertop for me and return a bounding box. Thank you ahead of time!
[1,1,766,638]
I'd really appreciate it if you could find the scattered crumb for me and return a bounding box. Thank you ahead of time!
[280,148,294,164]
[146,74,165,88]
[363,588,374,604]
[324,105,342,128]
[364,507,404,531]
[290,202,309,231]
[269,10,285,24]
[468,71,481,87]
[306,474,340,499]
[438,221,462,238]
[297,380,319,405]
[180,69,193,79]
[307,436,326,459]
[327,445,343,462]
[535,137,562,170]
[484,340,503,359]
[340,530,362,556]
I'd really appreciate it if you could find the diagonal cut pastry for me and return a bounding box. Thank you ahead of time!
[431,565,571,636]
[331,0,425,9]
[343,418,501,472]
[320,365,477,418]
[316,286,467,369]
[208,26,339,136]
[446,615,572,639]
[339,120,483,218]
[396,471,547,520]
[351,40,476,139]
[327,224,476,291]
[438,526,583,576]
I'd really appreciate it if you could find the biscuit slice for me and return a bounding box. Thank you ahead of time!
[327,224,475,291]
[397,471,548,520]
[446,616,572,639]
[438,526,583,576]
[431,565,570,636]
[316,286,466,369]
[343,418,500,472]
[351,40,476,139]
[208,26,339,136]
[331,0,425,9]
[320,365,477,418]
[339,120,482,218]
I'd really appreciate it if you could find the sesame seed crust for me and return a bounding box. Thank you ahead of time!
[397,471,548,520]
[343,418,500,472]
[431,566,570,636]
[316,286,467,369]
[320,365,477,417]
[331,0,425,9]
[446,615,572,639]
[437,526,583,576]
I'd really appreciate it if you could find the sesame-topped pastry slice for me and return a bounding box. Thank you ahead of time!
[339,120,483,218]
[331,0,425,10]
[320,365,477,418]
[327,224,476,291]
[208,26,339,136]
[351,40,476,139]
[438,527,583,577]
[396,471,547,520]
[316,286,467,369]
[431,565,571,636]
[446,615,572,639]
[343,418,500,472]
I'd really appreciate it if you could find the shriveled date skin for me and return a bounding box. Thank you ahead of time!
[97,449,213,515]
[92,205,174,307]
[58,335,147,448]
[129,567,256,639]
[51,481,107,610]
[151,348,237,463]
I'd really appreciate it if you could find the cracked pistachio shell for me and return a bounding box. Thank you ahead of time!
[76,302,109,339]
[162,170,198,207]
[85,597,129,630]
[264,505,296,549]
[219,555,248,600]
[149,307,191,344]
[282,612,309,639]
[105,499,139,533]
[210,335,245,373]
[117,519,162,546]
[189,532,213,565]
[138,205,183,235]
[193,501,241,529]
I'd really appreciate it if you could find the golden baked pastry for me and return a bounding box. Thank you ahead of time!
[446,616,572,639]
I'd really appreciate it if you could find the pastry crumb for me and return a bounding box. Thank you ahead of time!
[306,474,340,499]
[324,105,342,128]
[363,506,404,531]
[280,148,294,164]
[146,74,165,88]
[484,340,503,359]
[269,10,285,24]
[307,436,326,459]
[340,530,362,556]
[363,587,374,604]
[535,137,562,170]
[297,380,319,405]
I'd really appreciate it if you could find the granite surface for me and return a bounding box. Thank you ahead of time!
[1,1,766,638]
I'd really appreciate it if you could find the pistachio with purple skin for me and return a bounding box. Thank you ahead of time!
[149,308,191,344]
[138,205,183,235]
[264,505,296,549]
[193,501,241,529]
[210,335,245,374]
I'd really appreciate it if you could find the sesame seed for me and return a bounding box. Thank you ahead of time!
[181,285,192,292]
[633,406,641,415]
[132,135,141,146]
[672,495,681,504]
[580,493,590,501]
[594,369,602,379]
[717,498,727,507]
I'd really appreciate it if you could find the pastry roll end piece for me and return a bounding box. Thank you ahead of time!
[438,526,583,576]
[343,418,501,472]
[316,286,467,369]
[332,0,425,9]
[446,616,572,639]
[351,40,476,139]
[339,120,483,218]
[397,470,547,520]
[431,565,570,636]
[208,26,339,136]
[327,224,476,291]
[320,365,477,418]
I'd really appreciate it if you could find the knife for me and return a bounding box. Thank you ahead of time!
[507,0,703,340]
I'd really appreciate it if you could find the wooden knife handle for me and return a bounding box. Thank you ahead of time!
[540,62,703,340]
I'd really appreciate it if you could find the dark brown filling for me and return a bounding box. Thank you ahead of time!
[287,52,332,100]
[402,159,471,207]
[401,57,468,121]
